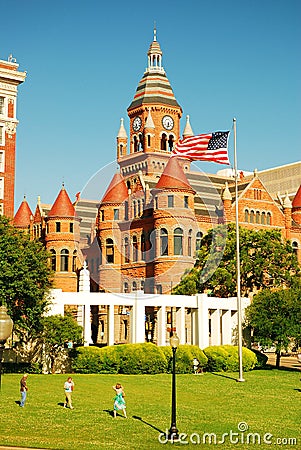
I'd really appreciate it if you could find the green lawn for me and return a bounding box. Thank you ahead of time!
[0,368,300,449]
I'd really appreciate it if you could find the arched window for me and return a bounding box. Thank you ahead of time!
[160,228,168,256]
[244,209,249,223]
[124,201,129,221]
[188,229,192,256]
[137,200,141,216]
[106,238,114,264]
[134,136,139,152]
[119,144,123,156]
[141,280,145,291]
[168,135,174,151]
[132,235,138,262]
[174,228,183,255]
[161,133,167,151]
[267,212,271,225]
[60,249,69,272]
[133,200,137,217]
[196,231,203,251]
[132,281,137,291]
[72,250,77,272]
[50,249,56,271]
[141,233,146,260]
[261,212,266,225]
[124,237,129,263]
[147,134,151,147]
[149,229,155,261]
[292,241,298,255]
[124,282,129,293]
[250,210,255,223]
[256,211,260,224]
[139,133,143,150]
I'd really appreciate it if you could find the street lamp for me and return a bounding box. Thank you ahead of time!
[0,305,13,390]
[168,332,180,441]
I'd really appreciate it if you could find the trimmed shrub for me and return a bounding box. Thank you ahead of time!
[203,345,257,372]
[72,346,105,374]
[160,345,207,374]
[72,343,167,374]
[3,362,42,374]
[116,343,167,374]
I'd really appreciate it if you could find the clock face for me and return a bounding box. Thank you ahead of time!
[162,115,174,130]
[132,116,142,131]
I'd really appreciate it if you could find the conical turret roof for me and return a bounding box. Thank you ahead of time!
[155,157,194,192]
[101,172,128,204]
[14,196,33,227]
[292,185,301,208]
[48,185,76,217]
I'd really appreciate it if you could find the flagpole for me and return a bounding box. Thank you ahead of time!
[233,118,245,382]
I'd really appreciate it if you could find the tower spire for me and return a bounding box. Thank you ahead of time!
[153,22,157,41]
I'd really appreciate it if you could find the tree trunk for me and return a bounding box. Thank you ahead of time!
[275,350,281,369]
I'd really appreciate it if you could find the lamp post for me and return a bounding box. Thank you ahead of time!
[168,333,180,441]
[0,305,13,390]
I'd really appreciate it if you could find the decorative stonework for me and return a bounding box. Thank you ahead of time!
[5,120,17,136]
[0,82,17,93]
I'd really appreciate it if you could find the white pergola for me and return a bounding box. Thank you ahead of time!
[48,289,250,349]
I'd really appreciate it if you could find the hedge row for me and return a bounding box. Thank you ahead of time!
[72,343,260,375]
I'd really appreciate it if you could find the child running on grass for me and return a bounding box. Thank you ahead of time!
[112,383,127,418]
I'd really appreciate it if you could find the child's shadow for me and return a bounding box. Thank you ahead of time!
[15,400,21,406]
[57,402,65,407]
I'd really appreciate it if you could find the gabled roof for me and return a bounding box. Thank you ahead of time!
[48,185,76,217]
[292,185,301,208]
[155,157,194,192]
[101,172,128,204]
[14,197,33,227]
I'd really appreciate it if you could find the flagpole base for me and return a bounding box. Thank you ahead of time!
[236,377,245,382]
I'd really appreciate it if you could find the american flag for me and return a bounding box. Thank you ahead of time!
[172,131,230,165]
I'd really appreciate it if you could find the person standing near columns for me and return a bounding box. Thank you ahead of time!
[19,374,28,407]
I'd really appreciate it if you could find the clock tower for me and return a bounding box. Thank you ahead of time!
[117,29,184,176]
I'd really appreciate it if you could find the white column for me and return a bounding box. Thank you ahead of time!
[108,305,115,346]
[221,309,232,345]
[175,307,186,344]
[157,305,166,346]
[84,303,92,346]
[210,309,221,346]
[134,298,145,343]
[196,294,210,349]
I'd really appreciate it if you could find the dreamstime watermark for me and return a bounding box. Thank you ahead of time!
[158,422,298,445]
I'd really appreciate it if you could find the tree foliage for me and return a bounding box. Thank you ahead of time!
[42,314,83,373]
[245,287,301,368]
[173,224,300,297]
[0,216,53,350]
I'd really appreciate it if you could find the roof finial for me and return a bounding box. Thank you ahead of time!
[153,22,157,41]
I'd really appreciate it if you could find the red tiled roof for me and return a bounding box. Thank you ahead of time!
[48,186,75,217]
[14,197,33,227]
[101,172,128,204]
[292,185,301,208]
[155,157,194,191]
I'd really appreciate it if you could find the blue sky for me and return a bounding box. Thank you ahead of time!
[1,0,300,211]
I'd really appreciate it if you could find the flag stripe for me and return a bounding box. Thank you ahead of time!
[172,131,230,165]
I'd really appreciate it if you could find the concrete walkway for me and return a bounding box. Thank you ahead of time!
[266,353,301,370]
